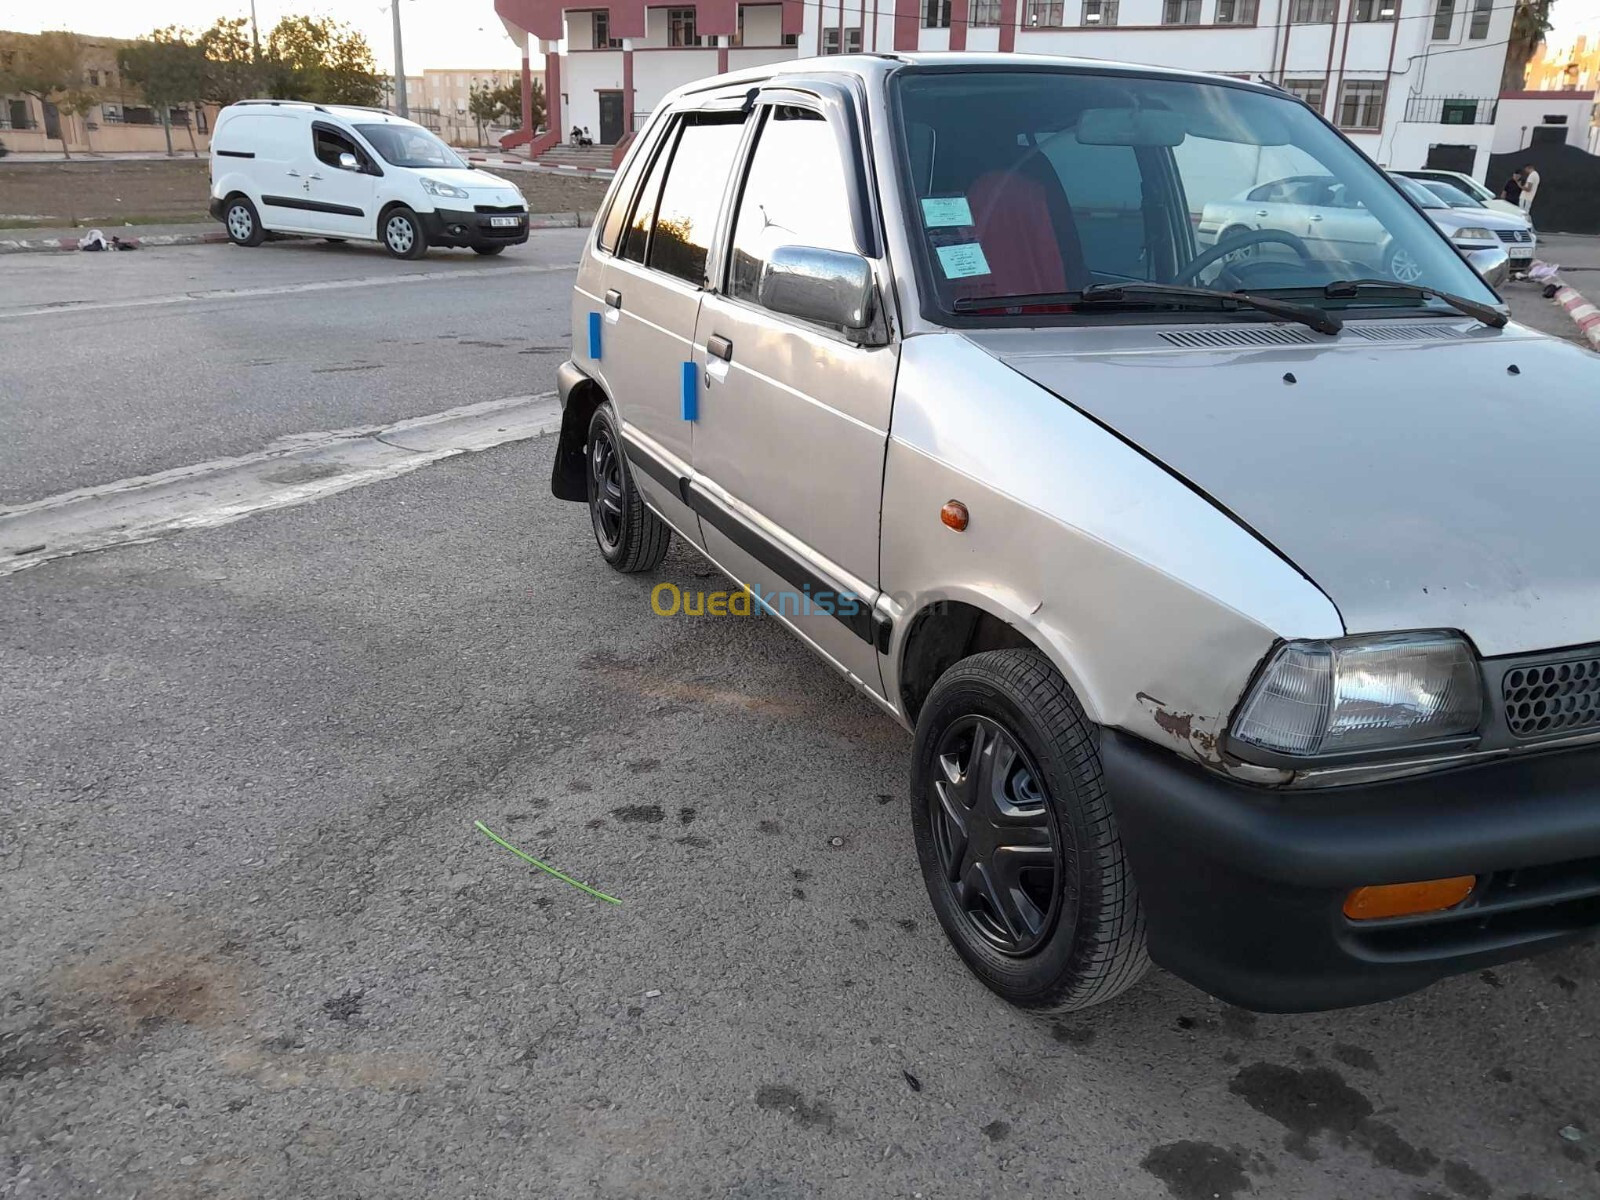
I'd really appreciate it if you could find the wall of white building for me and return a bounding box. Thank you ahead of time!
[1492,92,1598,154]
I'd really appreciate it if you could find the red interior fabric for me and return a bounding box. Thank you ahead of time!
[965,170,1068,297]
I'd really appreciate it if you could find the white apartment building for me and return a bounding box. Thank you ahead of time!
[492,0,1512,177]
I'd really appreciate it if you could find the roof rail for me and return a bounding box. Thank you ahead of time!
[230,99,330,112]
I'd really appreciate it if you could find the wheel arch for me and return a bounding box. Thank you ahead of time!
[550,371,609,502]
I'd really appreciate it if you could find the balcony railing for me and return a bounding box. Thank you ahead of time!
[1403,95,1498,125]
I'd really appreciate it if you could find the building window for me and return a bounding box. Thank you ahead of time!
[592,11,622,48]
[1336,80,1385,129]
[782,32,798,45]
[971,0,1003,24]
[847,27,862,50]
[1214,0,1257,23]
[823,28,861,52]
[667,8,702,46]
[1081,0,1118,24]
[1290,0,1334,21]
[87,69,100,86]
[1469,0,1491,38]
[1431,0,1454,38]
[923,0,952,27]
[1284,77,1326,111]
[1353,0,1396,19]
[1027,0,1065,23]
[1163,0,1201,24]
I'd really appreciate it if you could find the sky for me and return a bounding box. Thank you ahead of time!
[1,0,527,74]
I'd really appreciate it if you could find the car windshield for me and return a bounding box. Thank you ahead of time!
[1418,179,1484,208]
[1393,174,1450,210]
[354,123,466,169]
[890,69,1497,320]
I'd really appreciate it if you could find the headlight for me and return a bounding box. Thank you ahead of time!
[420,177,470,200]
[1450,227,1496,244]
[1232,632,1481,758]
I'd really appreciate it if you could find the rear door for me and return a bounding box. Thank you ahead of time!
[595,106,749,543]
[687,92,898,697]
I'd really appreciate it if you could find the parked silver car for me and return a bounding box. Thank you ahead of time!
[1389,173,1526,282]
[552,54,1600,1015]
[1396,167,1529,221]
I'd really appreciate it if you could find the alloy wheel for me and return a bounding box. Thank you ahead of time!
[589,427,625,550]
[1389,248,1423,284]
[929,715,1063,956]
[386,215,414,254]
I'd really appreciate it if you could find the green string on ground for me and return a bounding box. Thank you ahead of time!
[474,820,622,906]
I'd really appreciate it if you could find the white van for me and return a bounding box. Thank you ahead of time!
[208,101,530,258]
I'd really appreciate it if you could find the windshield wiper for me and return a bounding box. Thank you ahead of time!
[951,291,1078,312]
[1079,282,1342,335]
[1323,278,1507,328]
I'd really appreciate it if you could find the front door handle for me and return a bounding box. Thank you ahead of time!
[307,173,323,181]
[706,335,732,362]
[286,169,302,177]
[1309,214,1324,222]
[1255,208,1268,217]
[604,289,622,310]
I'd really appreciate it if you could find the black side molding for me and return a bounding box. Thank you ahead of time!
[215,149,255,159]
[261,195,365,218]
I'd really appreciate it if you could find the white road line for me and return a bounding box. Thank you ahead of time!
[0,261,580,321]
[0,392,562,576]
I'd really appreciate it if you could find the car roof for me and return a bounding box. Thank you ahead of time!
[675,50,1287,102]
[221,100,420,129]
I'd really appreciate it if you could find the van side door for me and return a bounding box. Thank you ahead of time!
[687,93,898,699]
[593,108,748,543]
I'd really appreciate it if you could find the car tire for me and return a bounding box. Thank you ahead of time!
[472,245,506,256]
[910,649,1150,1013]
[223,196,265,247]
[586,404,671,573]
[382,207,428,259]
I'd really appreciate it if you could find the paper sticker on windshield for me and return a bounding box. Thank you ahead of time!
[936,242,991,279]
[921,196,973,227]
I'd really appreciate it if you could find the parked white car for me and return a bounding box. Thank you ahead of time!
[1396,168,1528,221]
[208,101,530,258]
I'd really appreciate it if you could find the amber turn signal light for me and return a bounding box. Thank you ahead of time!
[1343,876,1476,921]
[941,500,969,531]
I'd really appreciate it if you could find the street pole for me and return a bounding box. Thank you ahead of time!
[390,1,408,118]
[249,0,260,62]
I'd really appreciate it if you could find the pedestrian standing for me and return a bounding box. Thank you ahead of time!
[1520,163,1541,214]
[1502,169,1524,205]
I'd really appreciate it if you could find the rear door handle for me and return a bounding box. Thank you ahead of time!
[706,335,732,361]
[307,173,323,181]
[286,169,302,177]
[1255,209,1268,217]
[604,289,622,310]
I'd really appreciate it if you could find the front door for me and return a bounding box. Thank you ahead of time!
[598,91,624,146]
[293,122,377,238]
[690,102,897,698]
[598,108,748,542]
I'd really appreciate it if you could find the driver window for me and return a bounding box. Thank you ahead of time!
[314,125,363,170]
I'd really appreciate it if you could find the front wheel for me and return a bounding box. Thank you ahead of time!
[911,649,1149,1012]
[382,207,428,259]
[586,405,671,573]
[223,196,265,247]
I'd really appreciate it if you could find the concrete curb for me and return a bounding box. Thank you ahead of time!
[0,214,593,254]
[1552,284,1600,349]
[467,155,617,178]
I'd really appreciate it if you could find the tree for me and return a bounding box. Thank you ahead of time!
[264,16,382,106]
[468,80,498,145]
[196,17,260,106]
[1502,0,1555,91]
[470,79,543,134]
[119,29,206,157]
[0,31,88,158]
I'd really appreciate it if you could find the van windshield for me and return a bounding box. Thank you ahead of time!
[355,123,466,170]
[891,70,1498,321]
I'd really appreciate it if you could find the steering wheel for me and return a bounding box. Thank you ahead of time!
[1174,228,1316,286]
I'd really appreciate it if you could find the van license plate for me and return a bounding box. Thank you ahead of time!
[490,216,521,228]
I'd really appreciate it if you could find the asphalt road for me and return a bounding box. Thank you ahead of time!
[2,238,1598,1200]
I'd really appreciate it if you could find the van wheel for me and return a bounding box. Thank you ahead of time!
[382,207,427,259]
[224,197,265,247]
[586,405,671,573]
[910,649,1150,1013]
[473,245,505,256]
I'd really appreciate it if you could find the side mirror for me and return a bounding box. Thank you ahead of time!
[338,151,359,171]
[758,245,877,336]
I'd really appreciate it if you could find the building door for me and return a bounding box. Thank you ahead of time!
[598,91,624,145]
[42,102,61,141]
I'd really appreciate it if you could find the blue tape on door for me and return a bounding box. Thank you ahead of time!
[587,311,602,360]
[680,360,697,421]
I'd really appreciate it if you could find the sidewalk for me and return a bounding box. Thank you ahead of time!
[0,212,596,254]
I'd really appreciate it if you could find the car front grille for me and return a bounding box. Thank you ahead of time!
[1502,654,1600,738]
[1496,228,1532,245]
[474,204,526,214]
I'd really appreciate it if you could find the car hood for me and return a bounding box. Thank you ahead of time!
[965,321,1600,657]
[1425,205,1527,233]
[418,167,523,196]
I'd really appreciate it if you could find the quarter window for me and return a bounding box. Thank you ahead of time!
[313,124,365,170]
[619,130,674,264]
[599,128,657,253]
[728,107,858,309]
[646,115,745,285]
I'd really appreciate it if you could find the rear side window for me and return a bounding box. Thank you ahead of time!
[598,135,654,254]
[619,127,674,264]
[727,107,856,304]
[646,115,745,285]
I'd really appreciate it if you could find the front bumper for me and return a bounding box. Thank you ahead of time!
[1101,729,1600,1012]
[420,206,530,249]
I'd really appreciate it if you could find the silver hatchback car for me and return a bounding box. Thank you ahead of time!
[552,53,1600,1015]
